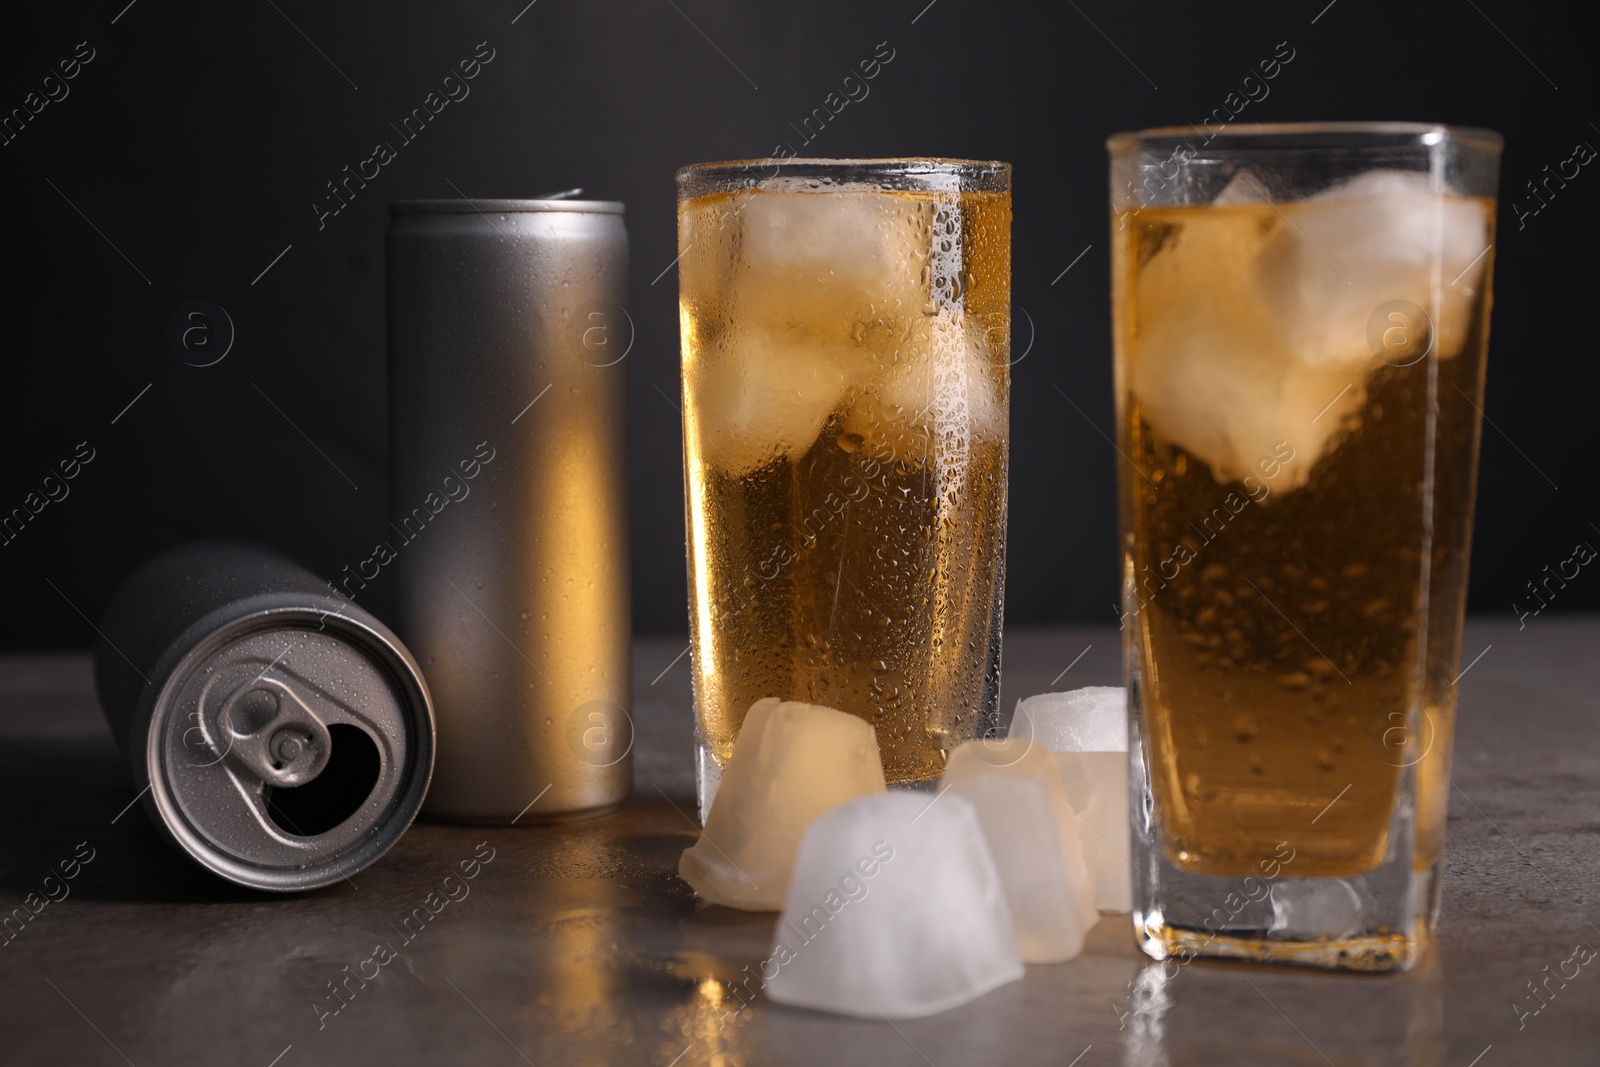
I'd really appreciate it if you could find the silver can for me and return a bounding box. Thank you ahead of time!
[387,197,632,824]
[93,540,435,891]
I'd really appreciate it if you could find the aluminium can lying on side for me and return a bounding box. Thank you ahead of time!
[93,540,434,891]
[387,196,633,824]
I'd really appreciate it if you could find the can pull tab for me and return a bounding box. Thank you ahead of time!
[218,677,332,787]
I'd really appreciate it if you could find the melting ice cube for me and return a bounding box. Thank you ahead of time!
[1131,169,1492,488]
[1259,170,1491,369]
[943,740,1098,962]
[1212,169,1273,206]
[687,330,858,476]
[1015,688,1133,913]
[733,189,934,366]
[739,189,927,309]
[839,311,1005,467]
[763,792,1023,1019]
[679,699,886,911]
[1130,211,1359,488]
[688,189,938,477]
[1020,686,1128,753]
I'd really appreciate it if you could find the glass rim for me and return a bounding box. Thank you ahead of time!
[1107,121,1503,154]
[676,157,1010,196]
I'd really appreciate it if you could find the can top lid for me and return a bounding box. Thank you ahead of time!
[390,198,624,215]
[149,606,433,891]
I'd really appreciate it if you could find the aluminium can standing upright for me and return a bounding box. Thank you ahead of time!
[387,197,632,823]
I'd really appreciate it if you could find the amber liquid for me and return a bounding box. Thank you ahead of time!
[679,186,1011,784]
[1117,200,1492,877]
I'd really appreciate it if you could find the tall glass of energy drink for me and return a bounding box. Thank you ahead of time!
[676,158,1012,819]
[1109,124,1501,970]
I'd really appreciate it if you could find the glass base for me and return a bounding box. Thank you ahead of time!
[1131,717,1440,973]
[1135,898,1433,972]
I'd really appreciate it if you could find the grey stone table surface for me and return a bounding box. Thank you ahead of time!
[1,619,1596,1067]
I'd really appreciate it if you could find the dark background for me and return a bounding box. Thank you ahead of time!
[1,0,1595,646]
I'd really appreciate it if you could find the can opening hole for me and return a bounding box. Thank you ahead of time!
[264,724,381,837]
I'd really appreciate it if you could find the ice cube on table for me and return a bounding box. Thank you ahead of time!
[763,792,1023,1019]
[1020,686,1127,753]
[942,745,1097,963]
[942,735,1058,788]
[1053,752,1133,913]
[947,742,1100,953]
[1015,688,1133,913]
[679,699,886,911]
[1260,170,1491,369]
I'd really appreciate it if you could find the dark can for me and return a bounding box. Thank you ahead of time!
[387,197,633,823]
[93,541,434,891]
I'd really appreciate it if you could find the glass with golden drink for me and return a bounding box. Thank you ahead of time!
[1111,124,1501,970]
[676,159,1012,818]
